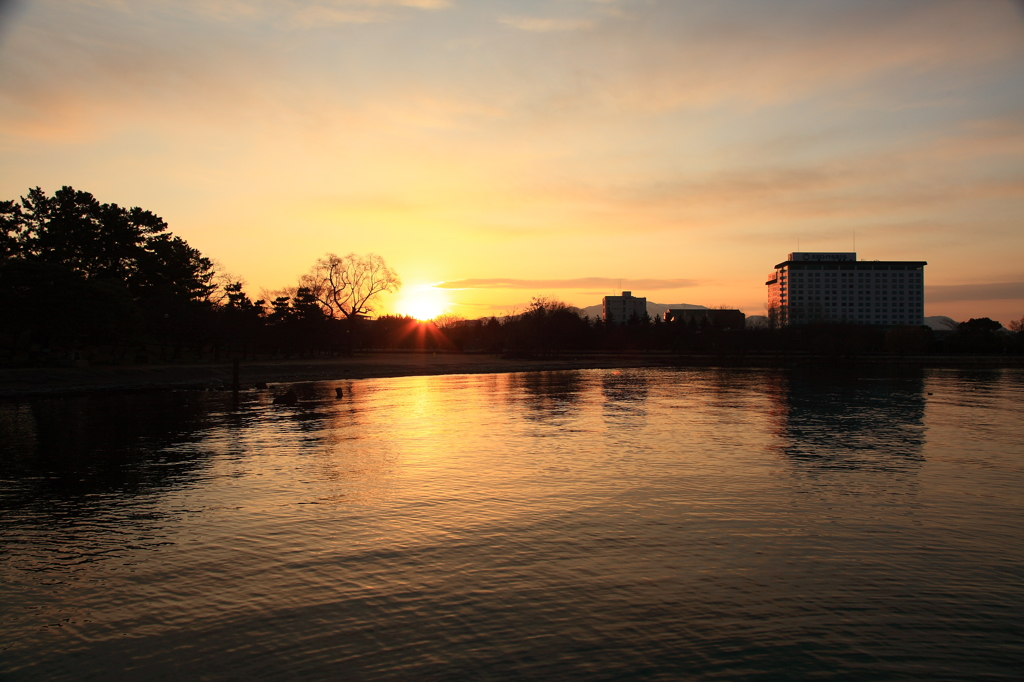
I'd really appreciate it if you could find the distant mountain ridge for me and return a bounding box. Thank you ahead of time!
[924,316,957,331]
[579,302,707,321]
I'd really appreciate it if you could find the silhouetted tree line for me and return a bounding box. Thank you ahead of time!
[2,187,1021,367]
[2,187,217,364]
[0,187,397,365]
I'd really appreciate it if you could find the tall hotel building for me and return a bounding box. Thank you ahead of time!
[766,253,926,326]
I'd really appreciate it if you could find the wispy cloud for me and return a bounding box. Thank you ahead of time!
[289,6,390,27]
[497,0,1023,116]
[926,282,1024,303]
[54,0,450,24]
[499,16,593,32]
[435,278,699,291]
[515,118,1024,235]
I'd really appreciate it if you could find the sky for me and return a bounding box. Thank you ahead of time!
[1,0,1023,323]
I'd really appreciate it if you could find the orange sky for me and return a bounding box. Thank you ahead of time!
[1,0,1023,324]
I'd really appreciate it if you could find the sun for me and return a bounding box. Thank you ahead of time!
[406,299,445,321]
[395,286,449,321]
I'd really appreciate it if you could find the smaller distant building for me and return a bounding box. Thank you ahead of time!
[603,291,647,324]
[665,309,746,330]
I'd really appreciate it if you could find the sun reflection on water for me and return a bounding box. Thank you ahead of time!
[1,368,1022,680]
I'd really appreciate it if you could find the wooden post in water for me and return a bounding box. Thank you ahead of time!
[232,359,240,395]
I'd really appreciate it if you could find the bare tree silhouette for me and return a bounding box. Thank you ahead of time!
[300,253,401,319]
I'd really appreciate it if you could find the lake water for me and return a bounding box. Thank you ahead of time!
[1,367,1022,680]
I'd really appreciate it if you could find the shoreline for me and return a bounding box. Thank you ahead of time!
[1,352,1021,399]
[0,353,667,399]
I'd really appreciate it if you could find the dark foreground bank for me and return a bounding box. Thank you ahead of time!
[0,353,670,398]
[2,351,1023,399]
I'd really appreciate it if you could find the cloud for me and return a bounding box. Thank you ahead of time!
[923,117,1024,161]
[435,277,699,291]
[926,282,1024,303]
[289,5,390,26]
[512,115,1024,235]
[493,0,1024,117]
[499,16,593,32]
[40,0,450,26]
[288,0,453,23]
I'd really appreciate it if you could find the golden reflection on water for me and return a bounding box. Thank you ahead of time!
[1,368,1022,680]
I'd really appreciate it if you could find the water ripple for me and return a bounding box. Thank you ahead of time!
[1,368,1022,680]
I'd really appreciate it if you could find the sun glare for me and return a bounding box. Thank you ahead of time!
[396,286,448,321]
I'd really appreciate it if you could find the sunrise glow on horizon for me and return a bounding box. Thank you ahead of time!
[393,284,451,321]
[2,1,1023,323]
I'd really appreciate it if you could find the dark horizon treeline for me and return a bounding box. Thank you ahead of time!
[378,306,1023,358]
[2,187,1022,368]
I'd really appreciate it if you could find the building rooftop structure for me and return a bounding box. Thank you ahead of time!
[767,252,927,326]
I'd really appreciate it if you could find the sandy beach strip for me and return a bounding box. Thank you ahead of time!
[4,352,1020,399]
[0,352,674,399]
